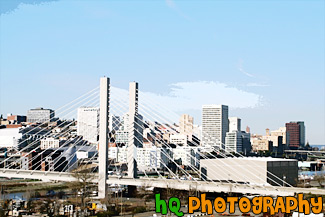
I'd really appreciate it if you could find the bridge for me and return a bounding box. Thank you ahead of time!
[1,168,324,196]
[1,77,324,199]
[285,150,325,154]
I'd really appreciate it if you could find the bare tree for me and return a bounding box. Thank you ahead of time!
[70,165,96,211]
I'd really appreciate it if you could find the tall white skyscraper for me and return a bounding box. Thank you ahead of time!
[202,105,229,149]
[77,107,100,144]
[229,117,241,132]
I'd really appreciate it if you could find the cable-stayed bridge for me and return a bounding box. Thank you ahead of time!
[1,77,324,198]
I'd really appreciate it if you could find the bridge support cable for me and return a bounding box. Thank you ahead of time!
[139,102,282,192]
[62,144,99,175]
[13,86,99,141]
[110,102,211,185]
[105,113,166,181]
[110,85,172,182]
[138,94,286,190]
[27,98,100,172]
[132,133,184,182]
[108,105,184,183]
[29,135,83,172]
[132,99,262,187]
[135,103,252,185]
[132,118,210,184]
[110,98,202,181]
[9,88,100,152]
[22,126,82,171]
[139,93,293,189]
[112,88,281,193]
[3,94,100,169]
[111,91,234,185]
[54,139,89,173]
[99,95,155,180]
[1,90,100,167]
[108,102,187,182]
[131,111,270,192]
[127,82,139,179]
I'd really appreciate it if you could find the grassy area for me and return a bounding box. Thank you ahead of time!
[2,181,70,193]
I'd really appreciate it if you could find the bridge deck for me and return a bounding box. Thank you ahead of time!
[1,169,324,196]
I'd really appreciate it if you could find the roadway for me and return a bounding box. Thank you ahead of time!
[1,168,325,196]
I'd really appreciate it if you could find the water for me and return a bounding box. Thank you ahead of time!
[311,145,325,150]
[299,170,325,177]
[0,192,26,200]
[0,190,69,201]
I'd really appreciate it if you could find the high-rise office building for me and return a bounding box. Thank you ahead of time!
[241,132,252,154]
[179,114,194,135]
[225,131,243,153]
[202,105,229,149]
[228,117,241,132]
[27,107,54,123]
[286,122,300,149]
[285,121,305,149]
[295,121,305,147]
[77,107,99,144]
[225,130,251,154]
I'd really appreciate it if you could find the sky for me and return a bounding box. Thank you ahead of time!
[0,0,324,144]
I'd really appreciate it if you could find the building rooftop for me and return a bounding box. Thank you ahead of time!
[201,157,297,162]
[0,128,22,136]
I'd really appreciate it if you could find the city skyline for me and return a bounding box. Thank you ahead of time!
[0,0,324,144]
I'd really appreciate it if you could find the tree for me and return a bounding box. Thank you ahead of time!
[70,165,96,211]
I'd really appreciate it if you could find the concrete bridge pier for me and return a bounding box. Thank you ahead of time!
[98,77,110,199]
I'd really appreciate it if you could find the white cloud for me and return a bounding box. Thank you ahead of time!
[246,83,270,87]
[110,81,263,116]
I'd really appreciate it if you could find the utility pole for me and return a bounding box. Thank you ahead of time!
[120,185,123,216]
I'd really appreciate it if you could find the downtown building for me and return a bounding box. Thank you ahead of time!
[271,127,286,145]
[286,121,305,149]
[7,114,26,124]
[77,107,99,144]
[201,157,298,186]
[114,113,144,146]
[107,146,169,171]
[109,115,121,132]
[27,107,54,123]
[228,117,241,133]
[225,117,251,154]
[201,105,229,149]
[179,114,194,138]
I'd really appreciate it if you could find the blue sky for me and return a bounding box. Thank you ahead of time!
[0,0,324,144]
